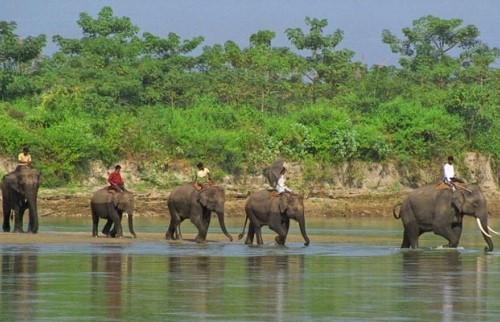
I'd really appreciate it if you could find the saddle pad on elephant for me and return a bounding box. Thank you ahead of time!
[435,181,469,191]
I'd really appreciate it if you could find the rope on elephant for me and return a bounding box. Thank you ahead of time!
[435,181,471,192]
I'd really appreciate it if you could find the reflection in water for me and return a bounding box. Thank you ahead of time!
[90,246,132,321]
[167,256,225,319]
[246,255,305,321]
[401,251,488,322]
[0,246,39,321]
[2,236,500,321]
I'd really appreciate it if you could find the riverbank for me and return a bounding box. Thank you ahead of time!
[36,186,500,219]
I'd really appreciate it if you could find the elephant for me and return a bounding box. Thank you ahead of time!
[2,167,41,233]
[165,184,233,243]
[238,190,310,246]
[393,183,497,252]
[90,187,136,238]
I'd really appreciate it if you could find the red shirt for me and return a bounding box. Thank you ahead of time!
[108,171,124,186]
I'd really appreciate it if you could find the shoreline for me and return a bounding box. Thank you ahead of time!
[35,188,500,219]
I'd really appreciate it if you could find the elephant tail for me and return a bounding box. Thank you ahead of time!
[393,203,402,219]
[238,215,248,240]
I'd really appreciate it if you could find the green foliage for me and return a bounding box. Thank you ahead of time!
[376,98,465,160]
[0,10,499,186]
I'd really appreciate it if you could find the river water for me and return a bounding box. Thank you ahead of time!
[2,217,500,321]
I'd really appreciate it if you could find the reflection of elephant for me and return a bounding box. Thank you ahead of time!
[1,246,39,320]
[239,191,310,246]
[90,188,136,238]
[2,167,41,233]
[165,184,233,243]
[393,183,495,252]
[91,249,129,320]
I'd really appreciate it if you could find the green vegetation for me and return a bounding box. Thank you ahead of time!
[1,8,499,187]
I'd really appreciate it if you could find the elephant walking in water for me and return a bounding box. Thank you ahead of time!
[165,184,233,243]
[2,167,41,233]
[90,188,136,238]
[239,191,310,246]
[393,183,498,252]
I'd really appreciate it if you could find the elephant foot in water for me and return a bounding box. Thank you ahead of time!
[195,235,208,244]
[275,236,286,246]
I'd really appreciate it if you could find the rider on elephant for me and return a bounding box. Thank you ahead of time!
[108,165,125,192]
[16,147,32,171]
[442,156,464,191]
[193,162,215,191]
[276,167,293,194]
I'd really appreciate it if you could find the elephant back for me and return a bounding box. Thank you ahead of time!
[91,187,116,204]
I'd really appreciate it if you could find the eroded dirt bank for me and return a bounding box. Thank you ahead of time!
[36,188,500,219]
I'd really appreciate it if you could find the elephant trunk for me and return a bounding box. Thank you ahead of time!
[476,216,493,252]
[216,210,233,242]
[26,188,39,233]
[297,215,310,246]
[127,209,136,238]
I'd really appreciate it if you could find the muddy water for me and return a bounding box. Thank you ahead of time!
[1,217,500,321]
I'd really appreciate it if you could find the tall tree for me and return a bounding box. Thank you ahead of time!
[382,15,496,86]
[52,6,142,107]
[286,17,354,102]
[140,32,204,106]
[0,21,46,99]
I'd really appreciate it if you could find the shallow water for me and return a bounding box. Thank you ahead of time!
[2,217,500,321]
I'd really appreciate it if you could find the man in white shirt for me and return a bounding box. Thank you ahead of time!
[443,156,464,191]
[276,167,293,194]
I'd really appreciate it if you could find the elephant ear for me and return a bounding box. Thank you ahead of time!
[278,194,289,213]
[198,191,208,207]
[452,190,468,212]
[4,173,21,194]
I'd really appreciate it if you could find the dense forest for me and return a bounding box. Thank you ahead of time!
[1,6,499,187]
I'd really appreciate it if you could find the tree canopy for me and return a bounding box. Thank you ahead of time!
[0,7,499,187]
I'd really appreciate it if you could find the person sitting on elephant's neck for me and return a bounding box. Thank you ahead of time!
[15,147,32,171]
[108,165,125,192]
[193,162,214,191]
[443,156,464,191]
[276,167,293,195]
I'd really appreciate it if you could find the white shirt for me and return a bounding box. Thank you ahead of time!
[197,167,210,179]
[276,175,292,193]
[443,163,455,182]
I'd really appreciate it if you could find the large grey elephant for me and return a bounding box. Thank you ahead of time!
[90,187,136,238]
[239,191,310,246]
[393,183,496,252]
[2,167,41,233]
[165,184,233,243]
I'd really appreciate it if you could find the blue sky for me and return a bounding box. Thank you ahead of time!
[2,0,499,67]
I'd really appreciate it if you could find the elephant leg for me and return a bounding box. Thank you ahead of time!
[269,216,287,246]
[255,225,265,245]
[192,214,209,244]
[401,229,412,248]
[245,208,264,244]
[451,223,463,246]
[275,217,291,245]
[166,203,181,240]
[434,223,460,248]
[245,224,256,245]
[91,204,99,237]
[3,205,12,232]
[102,219,113,237]
[109,211,124,238]
[12,203,25,233]
[165,215,180,240]
[106,205,123,238]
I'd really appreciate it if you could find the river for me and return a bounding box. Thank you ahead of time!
[1,217,500,321]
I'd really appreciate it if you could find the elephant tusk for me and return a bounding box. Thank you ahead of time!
[477,218,492,238]
[487,226,500,235]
